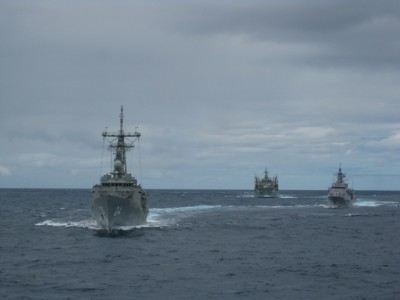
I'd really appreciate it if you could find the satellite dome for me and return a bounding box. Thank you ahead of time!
[114,160,123,171]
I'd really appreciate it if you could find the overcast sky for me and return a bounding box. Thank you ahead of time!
[1,0,399,190]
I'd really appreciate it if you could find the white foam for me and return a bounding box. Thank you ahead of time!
[150,205,221,215]
[146,205,222,226]
[255,204,326,209]
[279,195,298,199]
[354,200,380,207]
[355,199,399,207]
[239,194,255,198]
[35,205,223,231]
[36,219,99,229]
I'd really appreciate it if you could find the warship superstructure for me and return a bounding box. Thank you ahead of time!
[328,166,355,208]
[91,106,148,231]
[254,168,279,198]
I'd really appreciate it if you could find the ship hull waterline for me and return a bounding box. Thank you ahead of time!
[92,195,148,232]
[254,190,279,198]
[328,196,355,208]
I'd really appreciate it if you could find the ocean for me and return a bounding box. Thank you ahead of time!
[1,189,399,299]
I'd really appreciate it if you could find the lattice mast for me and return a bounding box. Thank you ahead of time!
[102,106,141,175]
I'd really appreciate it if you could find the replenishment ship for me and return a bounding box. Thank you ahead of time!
[254,168,279,198]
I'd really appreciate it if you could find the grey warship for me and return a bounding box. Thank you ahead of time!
[254,168,279,198]
[328,166,355,208]
[92,106,148,231]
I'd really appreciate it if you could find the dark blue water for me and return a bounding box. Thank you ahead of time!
[1,189,399,299]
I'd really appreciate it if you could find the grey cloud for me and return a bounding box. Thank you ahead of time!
[0,0,399,189]
[169,1,400,70]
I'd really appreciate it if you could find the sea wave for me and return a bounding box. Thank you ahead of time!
[36,219,99,229]
[150,205,221,214]
[355,198,399,207]
[279,195,298,199]
[35,205,223,231]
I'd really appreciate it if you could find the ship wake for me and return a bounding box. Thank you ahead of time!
[354,198,399,207]
[36,219,99,229]
[35,205,222,231]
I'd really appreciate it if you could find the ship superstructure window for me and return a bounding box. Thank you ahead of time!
[102,182,134,187]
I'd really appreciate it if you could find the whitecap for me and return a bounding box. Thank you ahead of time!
[35,205,223,231]
[36,219,99,230]
[150,205,221,214]
[355,199,399,207]
[279,195,298,199]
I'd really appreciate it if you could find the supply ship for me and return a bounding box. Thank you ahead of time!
[254,168,279,198]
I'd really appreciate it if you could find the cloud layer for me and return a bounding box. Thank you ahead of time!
[1,0,399,189]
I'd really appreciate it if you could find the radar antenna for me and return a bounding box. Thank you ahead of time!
[102,105,141,176]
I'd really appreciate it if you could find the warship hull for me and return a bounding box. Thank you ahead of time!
[92,190,148,231]
[328,188,355,208]
[328,195,354,208]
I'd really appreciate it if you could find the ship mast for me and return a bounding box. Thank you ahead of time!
[102,106,141,177]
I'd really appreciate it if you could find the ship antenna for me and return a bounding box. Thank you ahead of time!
[118,105,126,174]
[138,128,143,185]
[99,127,107,180]
[120,105,124,134]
